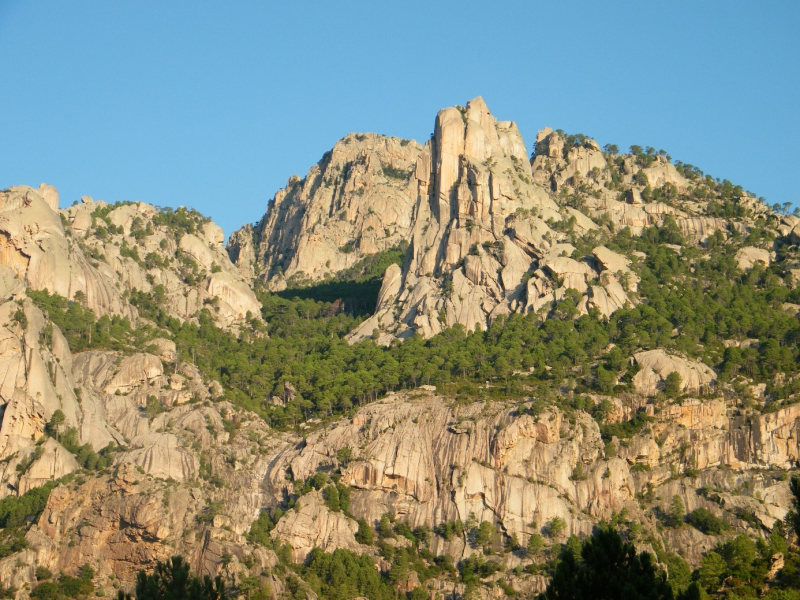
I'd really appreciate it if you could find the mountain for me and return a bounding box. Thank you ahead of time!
[1,99,800,599]
[228,133,422,289]
[234,98,772,347]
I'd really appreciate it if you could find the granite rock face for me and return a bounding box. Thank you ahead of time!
[0,186,134,319]
[0,276,285,592]
[228,133,422,289]
[0,99,794,597]
[348,98,638,343]
[261,390,799,567]
[0,185,260,330]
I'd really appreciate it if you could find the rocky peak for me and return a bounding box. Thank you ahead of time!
[0,185,260,329]
[349,98,637,344]
[227,133,423,289]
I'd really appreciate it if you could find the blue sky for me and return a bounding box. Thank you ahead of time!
[1,2,798,237]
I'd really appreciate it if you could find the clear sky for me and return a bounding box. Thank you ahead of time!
[1,2,798,237]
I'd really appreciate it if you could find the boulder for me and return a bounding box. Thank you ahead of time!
[632,349,716,395]
[104,354,163,395]
[734,246,771,270]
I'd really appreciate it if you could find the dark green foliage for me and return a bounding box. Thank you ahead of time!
[472,521,498,552]
[336,446,353,467]
[150,207,209,237]
[30,564,94,599]
[0,481,56,524]
[382,165,412,180]
[434,520,464,541]
[119,242,142,265]
[687,508,729,535]
[46,410,65,439]
[322,484,341,512]
[276,243,408,313]
[116,556,225,600]
[246,507,283,548]
[96,213,800,434]
[790,475,800,539]
[299,547,393,600]
[458,553,502,588]
[677,582,708,600]
[665,495,685,528]
[0,478,65,557]
[540,526,673,600]
[664,371,682,398]
[355,518,374,545]
[322,481,350,515]
[0,528,27,560]
[688,530,800,597]
[377,514,394,538]
[11,307,27,329]
[56,427,117,471]
[600,412,653,442]
[659,549,691,595]
[28,289,150,352]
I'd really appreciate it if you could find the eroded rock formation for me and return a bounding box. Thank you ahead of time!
[228,134,422,289]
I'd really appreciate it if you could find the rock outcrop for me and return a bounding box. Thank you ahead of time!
[632,349,717,395]
[0,186,134,319]
[0,185,260,329]
[270,492,363,561]
[229,98,770,346]
[228,134,422,289]
[259,389,797,567]
[349,98,639,343]
[735,246,772,270]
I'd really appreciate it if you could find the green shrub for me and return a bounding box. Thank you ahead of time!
[687,508,729,535]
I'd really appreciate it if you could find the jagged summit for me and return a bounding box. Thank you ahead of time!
[349,98,637,343]
[230,97,773,346]
[228,132,423,288]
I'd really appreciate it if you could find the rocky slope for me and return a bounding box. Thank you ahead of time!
[2,347,797,598]
[348,98,769,343]
[228,133,422,289]
[235,97,769,345]
[1,97,799,599]
[0,266,288,595]
[0,185,260,330]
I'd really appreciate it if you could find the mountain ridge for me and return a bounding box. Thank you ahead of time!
[0,97,799,599]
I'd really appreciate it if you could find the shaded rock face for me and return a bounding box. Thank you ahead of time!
[228,133,422,289]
